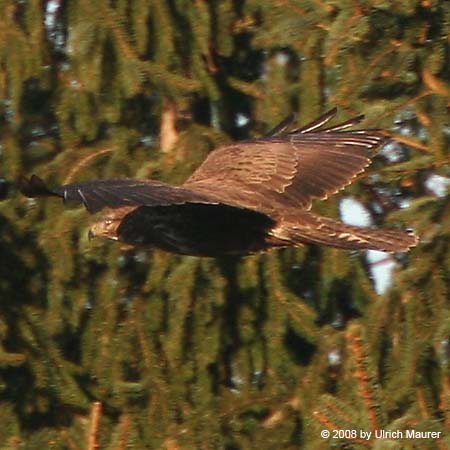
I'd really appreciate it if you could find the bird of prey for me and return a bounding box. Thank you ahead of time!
[19,108,418,257]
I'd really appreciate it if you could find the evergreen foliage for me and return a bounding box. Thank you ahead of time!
[0,0,449,448]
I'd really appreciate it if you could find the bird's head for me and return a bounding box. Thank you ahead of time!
[88,206,136,242]
[88,215,121,241]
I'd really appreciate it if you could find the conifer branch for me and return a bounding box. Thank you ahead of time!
[346,324,380,431]
[87,401,102,450]
[160,99,179,153]
[114,415,131,450]
[422,69,450,97]
[164,437,181,450]
[440,376,450,431]
[5,1,450,447]
[63,148,114,184]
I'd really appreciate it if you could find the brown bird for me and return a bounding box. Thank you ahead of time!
[18,108,418,256]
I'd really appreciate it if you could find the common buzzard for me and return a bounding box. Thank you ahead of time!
[19,108,418,256]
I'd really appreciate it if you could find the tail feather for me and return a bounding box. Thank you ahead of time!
[271,213,418,252]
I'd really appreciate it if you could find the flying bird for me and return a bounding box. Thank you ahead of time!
[19,108,418,257]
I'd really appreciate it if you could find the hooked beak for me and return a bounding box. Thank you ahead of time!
[87,220,120,242]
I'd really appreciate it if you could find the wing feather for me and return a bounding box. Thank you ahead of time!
[19,176,219,213]
[184,109,388,211]
[288,107,338,133]
[19,109,388,216]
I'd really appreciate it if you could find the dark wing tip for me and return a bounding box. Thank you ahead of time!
[323,106,338,119]
[265,114,297,137]
[285,107,339,135]
[17,174,58,198]
[264,107,376,138]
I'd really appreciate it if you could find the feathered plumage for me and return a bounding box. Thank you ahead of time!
[18,108,418,256]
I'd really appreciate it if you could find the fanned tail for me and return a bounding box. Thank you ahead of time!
[271,213,418,253]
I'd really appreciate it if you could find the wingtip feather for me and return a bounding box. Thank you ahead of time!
[17,174,57,198]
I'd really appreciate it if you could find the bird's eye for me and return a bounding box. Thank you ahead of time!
[105,219,113,225]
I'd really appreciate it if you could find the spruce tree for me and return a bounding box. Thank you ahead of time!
[0,1,449,448]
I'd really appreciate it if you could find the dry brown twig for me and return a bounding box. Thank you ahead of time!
[87,401,102,450]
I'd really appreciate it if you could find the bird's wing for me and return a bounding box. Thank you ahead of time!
[18,175,219,213]
[184,109,389,210]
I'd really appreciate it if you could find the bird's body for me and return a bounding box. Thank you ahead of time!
[19,108,418,256]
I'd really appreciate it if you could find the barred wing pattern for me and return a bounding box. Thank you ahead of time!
[184,109,388,211]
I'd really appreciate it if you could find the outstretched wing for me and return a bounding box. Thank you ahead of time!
[184,109,389,211]
[18,175,219,213]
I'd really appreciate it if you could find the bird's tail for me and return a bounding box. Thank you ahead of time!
[271,213,418,252]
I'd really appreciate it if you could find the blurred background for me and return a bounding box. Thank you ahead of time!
[0,1,449,449]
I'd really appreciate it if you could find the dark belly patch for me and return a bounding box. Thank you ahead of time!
[116,203,275,257]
